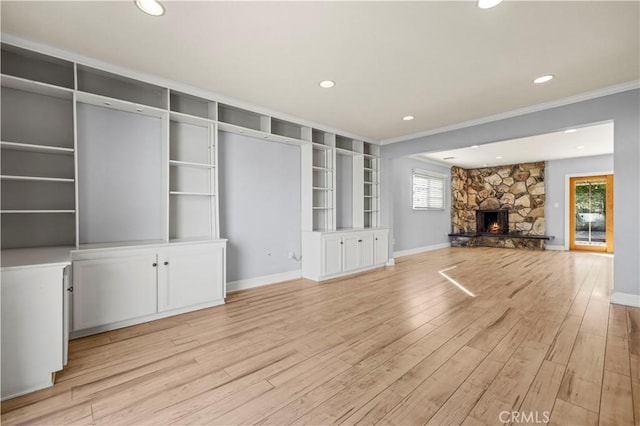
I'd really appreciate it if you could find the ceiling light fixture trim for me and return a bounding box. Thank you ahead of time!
[533,74,555,84]
[319,80,335,89]
[135,0,165,16]
[477,0,503,9]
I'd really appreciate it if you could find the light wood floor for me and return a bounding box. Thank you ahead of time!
[2,247,638,425]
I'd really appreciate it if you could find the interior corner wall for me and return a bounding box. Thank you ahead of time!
[218,132,301,282]
[392,157,451,253]
[545,154,614,248]
[380,89,640,301]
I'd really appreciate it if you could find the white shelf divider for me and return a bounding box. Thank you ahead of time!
[169,191,215,196]
[0,141,74,155]
[1,210,76,214]
[169,160,214,169]
[0,175,75,183]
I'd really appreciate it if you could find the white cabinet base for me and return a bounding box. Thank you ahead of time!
[1,263,67,401]
[70,240,226,339]
[69,298,225,339]
[302,229,388,282]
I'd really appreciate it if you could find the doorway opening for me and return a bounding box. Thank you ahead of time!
[569,174,613,253]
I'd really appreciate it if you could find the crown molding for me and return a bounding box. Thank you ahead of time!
[407,154,452,169]
[380,81,640,145]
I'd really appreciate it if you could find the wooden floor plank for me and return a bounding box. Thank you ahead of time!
[379,345,486,425]
[599,370,634,426]
[557,332,606,412]
[1,248,636,426]
[549,398,598,426]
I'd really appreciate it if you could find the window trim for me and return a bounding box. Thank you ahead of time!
[412,169,446,211]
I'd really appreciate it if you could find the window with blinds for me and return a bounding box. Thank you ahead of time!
[412,170,445,210]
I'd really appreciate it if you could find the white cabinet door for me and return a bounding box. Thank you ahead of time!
[73,254,158,331]
[342,234,360,271]
[374,231,389,265]
[359,232,375,268]
[322,235,343,276]
[1,265,65,400]
[158,245,224,312]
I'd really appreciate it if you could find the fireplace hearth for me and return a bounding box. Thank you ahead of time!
[476,209,509,234]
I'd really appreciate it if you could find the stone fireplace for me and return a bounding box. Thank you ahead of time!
[450,162,550,249]
[476,209,509,234]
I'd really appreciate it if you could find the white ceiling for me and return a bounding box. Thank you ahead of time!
[1,1,638,142]
[417,121,614,168]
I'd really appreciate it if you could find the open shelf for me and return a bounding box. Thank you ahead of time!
[170,191,215,196]
[77,64,167,109]
[271,117,303,140]
[0,141,74,154]
[1,210,75,214]
[1,175,74,183]
[1,44,74,89]
[170,90,216,120]
[218,103,269,132]
[169,160,214,169]
[1,74,74,100]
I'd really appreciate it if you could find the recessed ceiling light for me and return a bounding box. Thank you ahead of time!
[402,115,415,121]
[135,0,164,16]
[319,80,335,89]
[477,0,503,9]
[471,145,479,148]
[533,74,554,84]
[496,156,503,159]
[577,145,585,149]
[564,129,577,133]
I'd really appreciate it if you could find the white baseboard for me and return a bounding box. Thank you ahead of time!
[386,259,396,266]
[227,270,302,293]
[610,292,640,308]
[394,242,451,258]
[545,244,566,251]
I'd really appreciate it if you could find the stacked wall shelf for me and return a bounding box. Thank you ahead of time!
[363,142,380,228]
[169,91,218,241]
[1,46,76,249]
[1,41,381,253]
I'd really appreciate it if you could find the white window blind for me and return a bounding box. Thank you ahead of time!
[412,170,445,210]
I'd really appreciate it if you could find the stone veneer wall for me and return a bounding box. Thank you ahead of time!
[451,162,546,235]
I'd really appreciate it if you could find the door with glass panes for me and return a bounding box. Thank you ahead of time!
[569,175,613,253]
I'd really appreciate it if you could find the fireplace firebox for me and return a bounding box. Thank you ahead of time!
[476,209,509,234]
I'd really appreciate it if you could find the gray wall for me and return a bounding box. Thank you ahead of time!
[392,157,451,252]
[336,153,353,229]
[218,132,301,282]
[381,89,639,299]
[545,154,614,248]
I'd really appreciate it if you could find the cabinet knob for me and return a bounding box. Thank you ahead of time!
[164,261,169,266]
[340,241,343,245]
[358,239,363,243]
[152,262,158,267]
[67,286,73,292]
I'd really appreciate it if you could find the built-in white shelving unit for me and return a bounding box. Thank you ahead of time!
[1,45,76,250]
[0,40,386,384]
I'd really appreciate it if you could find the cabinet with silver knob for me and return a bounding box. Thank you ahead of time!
[70,240,226,337]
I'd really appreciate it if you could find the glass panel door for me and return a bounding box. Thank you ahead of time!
[569,175,613,253]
